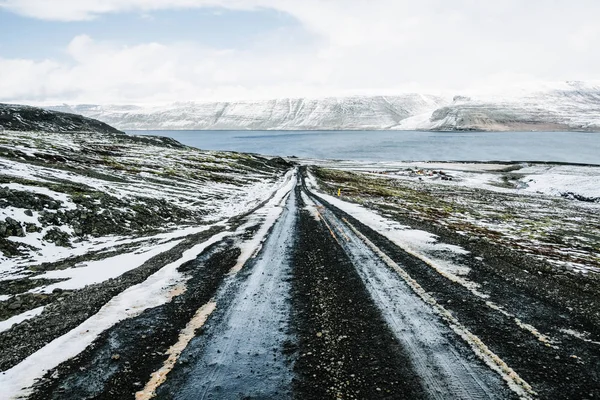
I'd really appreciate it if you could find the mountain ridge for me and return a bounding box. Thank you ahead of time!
[0,103,123,134]
[44,82,600,132]
[46,95,448,131]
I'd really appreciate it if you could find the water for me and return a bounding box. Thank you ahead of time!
[128,130,600,164]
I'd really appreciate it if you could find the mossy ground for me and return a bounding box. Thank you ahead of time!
[312,167,600,274]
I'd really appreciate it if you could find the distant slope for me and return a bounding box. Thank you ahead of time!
[0,103,123,134]
[47,95,448,131]
[395,81,600,132]
[45,81,600,132]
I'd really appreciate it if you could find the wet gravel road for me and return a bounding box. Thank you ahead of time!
[18,168,599,400]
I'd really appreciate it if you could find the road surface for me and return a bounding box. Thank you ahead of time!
[11,167,600,400]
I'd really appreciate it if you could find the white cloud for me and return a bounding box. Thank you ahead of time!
[1,0,600,103]
[570,25,600,52]
[0,34,339,104]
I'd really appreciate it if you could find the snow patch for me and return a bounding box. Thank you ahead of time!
[300,191,321,221]
[3,183,77,210]
[30,240,184,293]
[518,165,600,199]
[0,306,45,333]
[0,230,230,399]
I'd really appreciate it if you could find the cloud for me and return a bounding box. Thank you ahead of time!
[1,0,600,103]
[570,25,600,52]
[0,34,342,104]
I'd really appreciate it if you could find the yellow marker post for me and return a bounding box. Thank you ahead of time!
[337,188,341,197]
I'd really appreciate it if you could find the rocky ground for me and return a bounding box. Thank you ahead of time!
[311,162,600,274]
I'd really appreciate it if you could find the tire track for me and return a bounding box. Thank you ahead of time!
[291,184,427,399]
[305,188,520,399]
[157,187,298,399]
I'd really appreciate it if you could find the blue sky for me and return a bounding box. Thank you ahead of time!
[0,0,599,104]
[0,7,302,60]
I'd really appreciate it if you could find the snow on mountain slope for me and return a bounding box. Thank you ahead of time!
[46,82,600,131]
[47,95,448,131]
[396,81,600,131]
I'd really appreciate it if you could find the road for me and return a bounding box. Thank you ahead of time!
[18,167,600,399]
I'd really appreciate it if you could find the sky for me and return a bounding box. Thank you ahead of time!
[0,0,599,105]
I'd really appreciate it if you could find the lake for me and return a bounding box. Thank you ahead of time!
[128,130,600,164]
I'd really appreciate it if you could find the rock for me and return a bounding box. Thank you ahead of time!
[25,223,40,233]
[3,217,25,237]
[564,265,574,272]
[8,301,22,310]
[111,354,121,361]
[24,209,33,217]
[72,225,83,236]
[268,157,294,168]
[43,227,72,247]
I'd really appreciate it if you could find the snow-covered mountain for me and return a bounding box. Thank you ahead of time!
[47,95,448,131]
[46,82,600,131]
[396,81,600,132]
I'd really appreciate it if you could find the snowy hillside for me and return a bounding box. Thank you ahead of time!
[0,129,289,276]
[0,113,290,340]
[396,81,600,131]
[47,95,448,131]
[1,105,599,400]
[46,82,600,132]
